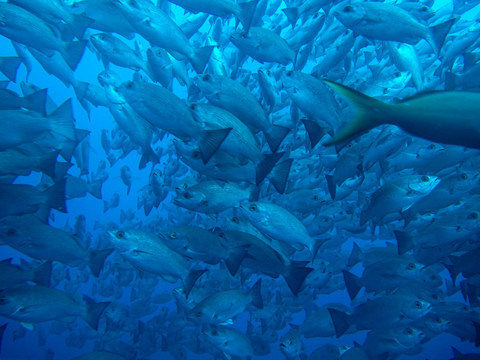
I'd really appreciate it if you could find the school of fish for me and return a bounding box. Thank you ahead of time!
[0,0,480,359]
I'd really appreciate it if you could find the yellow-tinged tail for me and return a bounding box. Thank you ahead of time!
[321,79,389,146]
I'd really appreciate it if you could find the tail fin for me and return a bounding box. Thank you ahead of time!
[33,261,52,287]
[189,46,214,74]
[83,296,110,330]
[139,146,158,170]
[328,308,351,337]
[0,323,6,354]
[283,265,314,296]
[225,246,247,276]
[326,174,336,200]
[321,79,388,145]
[282,7,299,28]
[38,151,59,179]
[343,270,362,300]
[270,158,293,194]
[23,88,47,115]
[62,40,87,70]
[302,119,326,148]
[248,279,263,309]
[238,0,258,32]
[394,230,415,255]
[184,269,207,298]
[49,99,76,141]
[44,179,67,213]
[0,57,22,82]
[199,128,232,164]
[264,125,290,153]
[88,249,113,277]
[428,18,456,55]
[347,242,363,267]
[71,14,94,40]
[88,180,103,199]
[256,151,284,185]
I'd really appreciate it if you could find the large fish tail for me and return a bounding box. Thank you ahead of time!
[225,246,247,276]
[347,242,363,267]
[62,40,87,71]
[238,0,258,33]
[282,7,299,28]
[248,279,263,309]
[269,158,293,194]
[0,323,6,355]
[328,308,351,338]
[49,99,77,141]
[343,270,362,300]
[255,151,284,185]
[83,296,110,330]
[322,79,389,146]
[184,269,207,298]
[282,265,313,296]
[394,230,415,255]
[189,46,214,74]
[38,151,59,180]
[88,249,113,277]
[44,178,67,213]
[139,146,158,170]
[427,18,456,55]
[199,128,232,164]
[0,56,22,82]
[264,125,290,153]
[32,261,52,287]
[70,14,94,40]
[87,180,103,200]
[23,88,47,116]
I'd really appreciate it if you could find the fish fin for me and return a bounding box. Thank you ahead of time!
[473,321,480,347]
[189,46,214,73]
[347,242,363,267]
[225,246,247,276]
[446,255,461,285]
[269,158,292,194]
[103,200,109,213]
[49,99,76,141]
[283,265,313,296]
[264,125,290,153]
[139,146,158,170]
[38,151,59,180]
[0,323,6,354]
[249,278,263,309]
[88,248,113,277]
[87,180,103,199]
[71,14,94,40]
[20,322,34,331]
[328,308,350,337]
[343,270,361,300]
[428,18,456,55]
[256,151,284,185]
[184,269,207,298]
[451,347,462,357]
[282,7,299,28]
[44,179,67,213]
[302,119,326,148]
[394,230,415,255]
[33,261,52,287]
[23,88,47,116]
[444,71,457,91]
[62,40,87,71]
[73,81,89,103]
[0,57,22,82]
[325,174,336,200]
[321,79,388,145]
[199,128,232,164]
[83,296,110,330]
[238,0,258,33]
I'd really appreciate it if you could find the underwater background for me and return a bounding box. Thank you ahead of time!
[0,0,480,359]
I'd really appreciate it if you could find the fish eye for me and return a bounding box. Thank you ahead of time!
[190,104,197,110]
[313,195,319,201]
[406,263,416,270]
[468,212,478,220]
[211,329,218,336]
[231,217,239,224]
[394,72,401,78]
[182,183,188,189]
[430,274,437,280]
[414,301,422,308]
[169,232,176,239]
[115,230,125,239]
[421,175,430,182]
[195,311,202,317]
[286,70,293,76]
[428,144,436,149]
[343,5,354,12]
[420,6,428,11]
[405,327,413,335]
[202,74,210,81]
[6,228,16,236]
[461,173,468,180]
[125,81,133,89]
[192,150,201,159]
[240,31,247,39]
[266,71,271,76]
[456,225,462,232]
[183,192,192,199]
[249,204,258,211]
